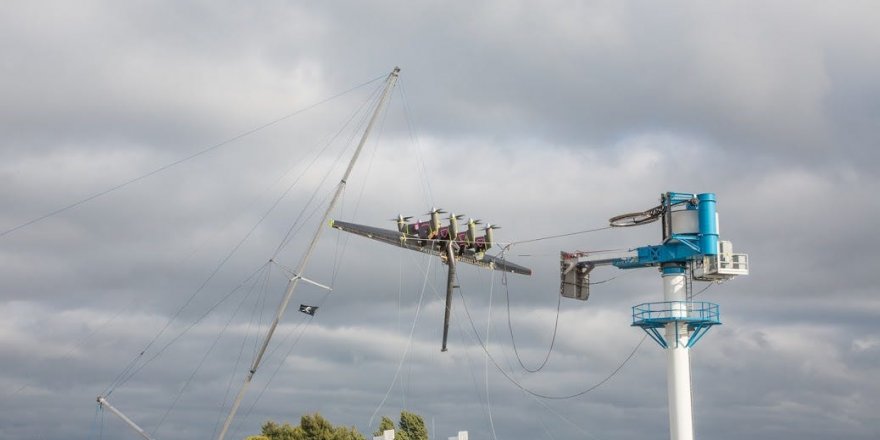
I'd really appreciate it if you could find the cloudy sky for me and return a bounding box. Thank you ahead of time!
[2,1,879,439]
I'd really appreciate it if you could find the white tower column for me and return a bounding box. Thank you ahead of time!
[663,270,694,440]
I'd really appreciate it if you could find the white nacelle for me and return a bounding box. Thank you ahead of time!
[692,240,749,281]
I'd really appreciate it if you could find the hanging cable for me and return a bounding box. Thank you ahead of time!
[152,259,271,437]
[0,74,386,240]
[230,80,397,435]
[322,88,388,284]
[528,394,604,440]
[103,135,351,394]
[231,302,314,438]
[533,405,560,440]
[252,263,275,360]
[233,277,336,438]
[397,79,435,207]
[485,270,499,440]
[211,264,275,439]
[99,404,105,440]
[89,402,102,440]
[224,236,353,437]
[328,87,389,286]
[491,226,633,374]
[507,226,613,247]
[495,241,561,373]
[141,86,381,395]
[107,262,272,393]
[503,276,561,373]
[456,275,647,400]
[268,83,382,280]
[245,142,393,418]
[236,178,399,432]
[40,83,380,402]
[272,83,384,257]
[691,282,716,298]
[105,112,350,394]
[222,268,325,438]
[210,85,385,434]
[367,254,434,427]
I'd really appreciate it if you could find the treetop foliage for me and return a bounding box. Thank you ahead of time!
[260,413,365,440]
[373,416,395,437]
[256,410,428,440]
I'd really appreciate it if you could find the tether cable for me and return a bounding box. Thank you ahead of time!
[507,226,612,247]
[503,277,561,373]
[457,276,647,399]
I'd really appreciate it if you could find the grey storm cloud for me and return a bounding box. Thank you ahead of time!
[1,1,879,440]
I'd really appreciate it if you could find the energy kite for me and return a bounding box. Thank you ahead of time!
[331,208,531,351]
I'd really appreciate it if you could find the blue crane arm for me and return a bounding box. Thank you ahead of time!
[613,242,703,269]
[573,239,704,271]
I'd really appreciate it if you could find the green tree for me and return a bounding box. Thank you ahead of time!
[298,413,335,439]
[372,416,395,438]
[262,420,297,440]
[259,413,365,440]
[371,411,429,440]
[397,411,428,440]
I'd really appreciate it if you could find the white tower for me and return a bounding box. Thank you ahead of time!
[561,192,749,440]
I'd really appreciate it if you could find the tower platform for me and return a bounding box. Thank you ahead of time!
[632,301,720,348]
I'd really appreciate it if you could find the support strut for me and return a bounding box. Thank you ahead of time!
[441,241,457,352]
[97,396,155,440]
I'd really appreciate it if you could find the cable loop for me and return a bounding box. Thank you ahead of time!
[609,204,666,227]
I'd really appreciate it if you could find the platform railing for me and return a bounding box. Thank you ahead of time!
[632,301,721,348]
[632,301,719,324]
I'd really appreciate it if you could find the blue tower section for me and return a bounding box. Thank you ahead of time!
[614,192,719,270]
[560,191,748,348]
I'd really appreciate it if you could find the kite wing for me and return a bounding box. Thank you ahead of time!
[330,219,531,276]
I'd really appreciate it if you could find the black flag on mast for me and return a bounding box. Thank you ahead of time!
[299,304,318,316]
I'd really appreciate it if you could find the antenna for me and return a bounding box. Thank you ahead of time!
[560,192,749,440]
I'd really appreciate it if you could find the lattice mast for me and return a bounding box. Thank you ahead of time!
[95,67,402,440]
[560,192,749,440]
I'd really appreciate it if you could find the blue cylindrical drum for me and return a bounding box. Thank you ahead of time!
[697,193,718,256]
